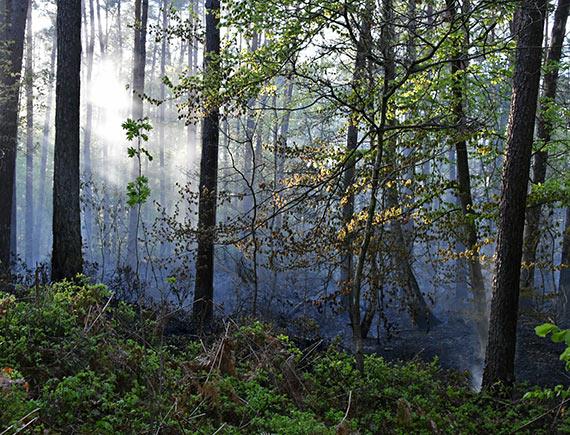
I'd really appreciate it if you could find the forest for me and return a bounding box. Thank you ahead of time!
[2,0,570,432]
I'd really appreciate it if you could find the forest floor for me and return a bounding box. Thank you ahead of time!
[4,280,570,433]
[273,308,570,390]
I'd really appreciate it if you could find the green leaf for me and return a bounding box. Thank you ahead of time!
[551,330,570,343]
[535,323,558,337]
[559,347,570,362]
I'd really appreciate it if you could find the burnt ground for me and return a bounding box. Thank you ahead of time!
[164,307,570,390]
[349,314,570,389]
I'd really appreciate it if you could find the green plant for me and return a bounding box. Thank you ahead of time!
[524,323,570,401]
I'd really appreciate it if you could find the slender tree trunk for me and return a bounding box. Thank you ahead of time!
[36,31,56,264]
[351,0,384,371]
[482,0,547,389]
[272,81,293,230]
[159,0,168,257]
[193,0,220,326]
[10,178,16,260]
[127,0,149,268]
[0,0,28,274]
[560,207,570,317]
[117,0,123,70]
[446,0,488,356]
[82,0,95,259]
[52,0,83,281]
[520,0,570,304]
[25,0,34,266]
[341,5,370,329]
[96,0,105,54]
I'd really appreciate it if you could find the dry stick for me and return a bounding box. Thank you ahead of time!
[0,408,40,435]
[339,390,353,426]
[212,423,226,434]
[84,292,114,333]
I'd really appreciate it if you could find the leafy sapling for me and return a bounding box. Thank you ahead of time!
[123,117,153,206]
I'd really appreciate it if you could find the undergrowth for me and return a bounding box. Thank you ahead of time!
[1,280,569,433]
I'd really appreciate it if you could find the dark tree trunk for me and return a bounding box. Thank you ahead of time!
[386,187,437,330]
[127,0,149,268]
[341,5,370,329]
[52,0,83,281]
[243,33,259,215]
[159,0,167,212]
[482,0,547,389]
[520,0,570,304]
[25,0,34,266]
[193,0,220,326]
[0,0,28,273]
[447,0,488,356]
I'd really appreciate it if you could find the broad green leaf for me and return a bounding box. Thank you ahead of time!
[535,323,558,337]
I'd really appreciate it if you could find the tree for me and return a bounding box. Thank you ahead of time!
[520,0,570,304]
[24,0,34,266]
[127,0,149,269]
[193,0,220,326]
[482,0,547,389]
[0,0,28,274]
[36,28,56,265]
[82,0,96,258]
[446,0,488,356]
[52,0,83,281]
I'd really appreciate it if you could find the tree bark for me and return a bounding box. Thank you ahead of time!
[193,0,220,326]
[482,0,547,389]
[25,0,34,266]
[0,0,28,273]
[52,0,83,281]
[36,30,56,264]
[82,0,95,259]
[520,0,570,304]
[127,0,149,268]
[559,207,570,317]
[341,3,370,330]
[447,0,488,356]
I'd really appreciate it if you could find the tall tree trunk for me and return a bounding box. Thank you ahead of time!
[520,0,570,304]
[10,178,16,260]
[193,0,220,326]
[117,0,123,69]
[159,0,168,257]
[386,187,437,330]
[127,0,149,269]
[273,81,293,230]
[341,4,370,330]
[0,0,28,274]
[447,0,488,357]
[482,0,547,389]
[96,0,105,54]
[52,0,83,281]
[351,0,384,371]
[560,207,570,317]
[36,31,56,264]
[82,0,95,260]
[25,0,34,266]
